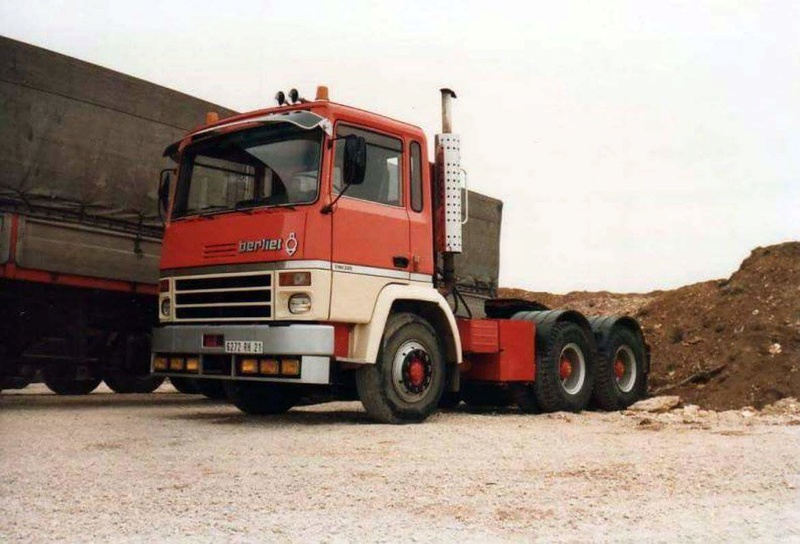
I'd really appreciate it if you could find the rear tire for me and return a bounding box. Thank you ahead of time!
[42,366,102,396]
[170,377,200,395]
[194,379,227,400]
[534,322,595,412]
[104,372,165,394]
[224,381,300,415]
[356,313,445,424]
[592,327,647,410]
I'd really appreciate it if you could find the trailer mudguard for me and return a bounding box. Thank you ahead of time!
[340,284,462,365]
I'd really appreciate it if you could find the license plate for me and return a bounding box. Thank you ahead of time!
[224,340,263,354]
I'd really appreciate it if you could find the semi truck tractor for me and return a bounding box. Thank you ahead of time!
[151,86,649,422]
[0,37,235,395]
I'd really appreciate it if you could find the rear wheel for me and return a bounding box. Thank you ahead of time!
[42,366,102,396]
[170,377,200,394]
[534,322,595,412]
[592,327,647,410]
[356,313,445,424]
[194,379,227,400]
[104,372,165,394]
[225,381,300,415]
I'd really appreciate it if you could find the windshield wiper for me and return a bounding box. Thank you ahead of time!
[198,205,228,216]
[235,198,296,212]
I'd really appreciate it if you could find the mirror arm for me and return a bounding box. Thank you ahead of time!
[321,183,352,215]
[326,135,349,149]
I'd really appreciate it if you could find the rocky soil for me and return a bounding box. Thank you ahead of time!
[500,241,800,410]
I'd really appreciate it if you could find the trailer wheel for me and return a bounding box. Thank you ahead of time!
[356,313,445,424]
[592,327,647,410]
[104,372,165,394]
[224,381,300,415]
[170,377,200,395]
[535,322,594,412]
[42,366,102,396]
[194,379,227,400]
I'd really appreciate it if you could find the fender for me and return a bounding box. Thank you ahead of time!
[339,284,462,365]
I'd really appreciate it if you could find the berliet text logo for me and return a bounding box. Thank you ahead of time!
[238,232,298,257]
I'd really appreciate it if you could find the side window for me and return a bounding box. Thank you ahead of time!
[334,126,402,206]
[410,141,423,212]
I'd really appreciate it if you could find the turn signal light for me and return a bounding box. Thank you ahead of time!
[240,358,259,374]
[153,357,168,371]
[259,359,280,375]
[281,358,301,377]
[279,271,311,287]
[169,358,185,371]
[185,358,200,372]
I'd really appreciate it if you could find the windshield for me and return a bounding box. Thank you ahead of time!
[172,124,322,219]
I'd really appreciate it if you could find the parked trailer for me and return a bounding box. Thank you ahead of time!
[151,86,649,422]
[0,37,235,394]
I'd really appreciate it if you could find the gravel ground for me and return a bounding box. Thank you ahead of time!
[2,384,799,543]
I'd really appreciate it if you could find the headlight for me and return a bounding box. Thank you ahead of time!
[160,298,172,317]
[288,293,311,314]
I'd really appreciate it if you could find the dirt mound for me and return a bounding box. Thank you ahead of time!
[499,242,800,410]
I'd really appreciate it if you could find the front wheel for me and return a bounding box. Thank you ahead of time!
[224,381,300,415]
[534,322,595,412]
[170,377,200,395]
[356,313,445,424]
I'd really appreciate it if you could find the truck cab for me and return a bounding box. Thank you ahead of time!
[153,88,462,422]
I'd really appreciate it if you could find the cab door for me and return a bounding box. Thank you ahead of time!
[329,125,410,323]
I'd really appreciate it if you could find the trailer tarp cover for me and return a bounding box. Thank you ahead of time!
[0,36,236,229]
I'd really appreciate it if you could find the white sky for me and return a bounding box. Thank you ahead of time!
[2,0,798,293]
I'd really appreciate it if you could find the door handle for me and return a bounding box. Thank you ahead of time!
[393,256,410,268]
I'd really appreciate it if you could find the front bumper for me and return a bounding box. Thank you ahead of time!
[151,324,333,384]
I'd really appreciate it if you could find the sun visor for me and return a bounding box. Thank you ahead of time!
[191,110,333,140]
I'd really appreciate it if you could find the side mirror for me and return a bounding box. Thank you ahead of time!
[343,135,366,186]
[158,169,173,221]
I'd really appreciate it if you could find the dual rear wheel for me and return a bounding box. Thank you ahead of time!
[511,321,646,413]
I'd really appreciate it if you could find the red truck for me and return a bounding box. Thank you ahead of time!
[152,87,648,422]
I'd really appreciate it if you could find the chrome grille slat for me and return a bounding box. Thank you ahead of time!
[173,271,272,321]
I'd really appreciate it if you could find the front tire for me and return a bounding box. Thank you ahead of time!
[356,313,445,424]
[224,381,300,415]
[592,327,647,410]
[170,377,200,395]
[534,322,595,412]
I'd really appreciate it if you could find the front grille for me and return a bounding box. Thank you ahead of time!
[173,271,272,321]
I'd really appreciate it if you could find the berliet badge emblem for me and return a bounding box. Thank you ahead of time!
[237,232,299,256]
[285,232,298,256]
